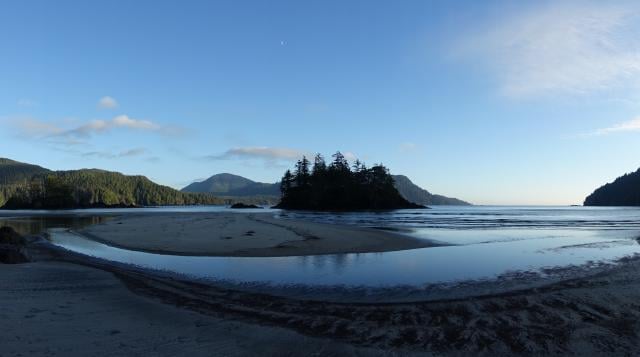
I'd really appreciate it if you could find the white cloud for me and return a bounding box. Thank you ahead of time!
[204,146,309,169]
[112,115,160,130]
[98,96,118,109]
[593,116,640,135]
[67,115,161,137]
[10,115,177,146]
[460,1,640,97]
[206,146,307,161]
[82,148,147,159]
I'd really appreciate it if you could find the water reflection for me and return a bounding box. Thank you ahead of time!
[0,216,107,236]
[47,229,640,289]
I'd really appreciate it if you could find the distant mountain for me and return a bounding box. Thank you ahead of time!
[392,175,470,206]
[584,168,640,206]
[0,158,223,209]
[182,173,280,197]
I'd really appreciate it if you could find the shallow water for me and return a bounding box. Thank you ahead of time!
[48,227,640,288]
[16,205,639,290]
[7,207,640,287]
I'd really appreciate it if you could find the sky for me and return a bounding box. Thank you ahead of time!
[2,0,640,205]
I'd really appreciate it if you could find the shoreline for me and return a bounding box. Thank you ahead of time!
[40,230,640,303]
[7,235,640,355]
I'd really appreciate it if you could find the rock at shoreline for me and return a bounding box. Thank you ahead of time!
[0,226,25,245]
[0,226,29,263]
[230,203,263,209]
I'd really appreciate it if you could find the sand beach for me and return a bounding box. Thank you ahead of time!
[2,212,640,356]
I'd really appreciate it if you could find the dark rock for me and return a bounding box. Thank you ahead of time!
[0,226,29,263]
[230,203,262,209]
[0,226,25,245]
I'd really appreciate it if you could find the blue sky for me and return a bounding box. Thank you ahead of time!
[2,0,640,205]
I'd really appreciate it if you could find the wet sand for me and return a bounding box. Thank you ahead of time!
[0,261,398,357]
[119,254,640,355]
[5,243,640,356]
[80,212,437,256]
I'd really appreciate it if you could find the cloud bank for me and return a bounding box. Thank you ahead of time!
[81,147,147,159]
[593,117,640,135]
[460,1,640,97]
[206,146,307,161]
[14,115,170,140]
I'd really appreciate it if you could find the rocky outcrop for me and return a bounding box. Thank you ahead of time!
[230,203,262,209]
[0,226,29,263]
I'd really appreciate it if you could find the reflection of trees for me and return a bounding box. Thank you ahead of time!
[311,254,328,270]
[0,216,106,235]
[329,254,348,274]
[296,253,351,275]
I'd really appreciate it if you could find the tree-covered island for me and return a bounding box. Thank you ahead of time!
[274,152,425,210]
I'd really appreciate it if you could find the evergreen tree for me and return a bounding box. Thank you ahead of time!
[294,156,311,187]
[312,154,327,175]
[330,151,350,173]
[280,170,293,196]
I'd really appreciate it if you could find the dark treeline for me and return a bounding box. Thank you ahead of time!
[584,168,640,206]
[274,152,424,210]
[3,169,224,209]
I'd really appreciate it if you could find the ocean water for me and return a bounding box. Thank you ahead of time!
[277,205,640,230]
[5,205,638,295]
[276,206,640,246]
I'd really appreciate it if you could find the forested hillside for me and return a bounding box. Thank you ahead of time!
[584,168,640,206]
[0,158,223,209]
